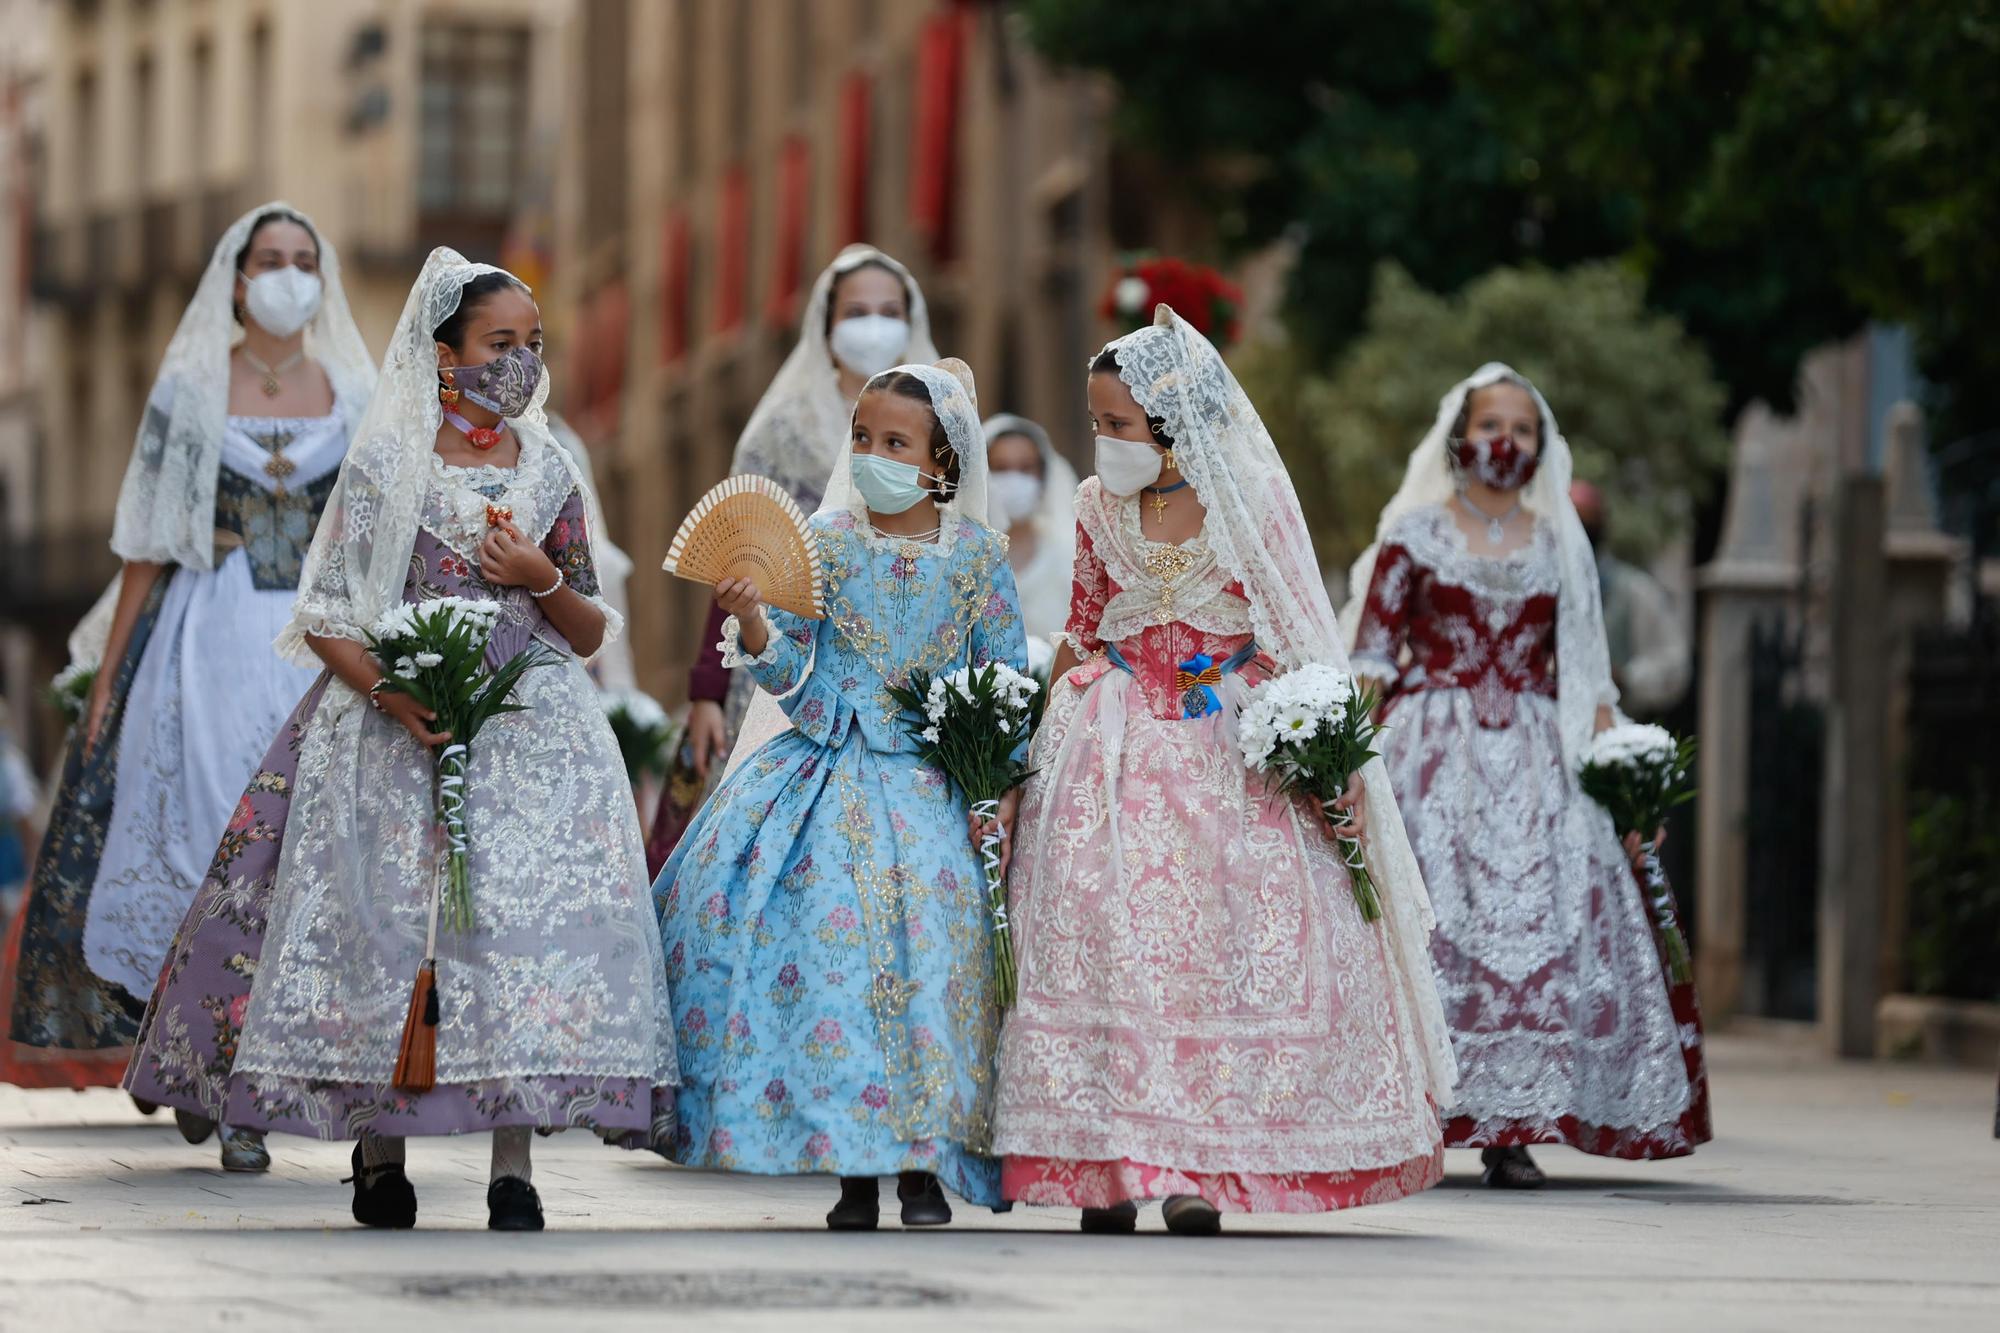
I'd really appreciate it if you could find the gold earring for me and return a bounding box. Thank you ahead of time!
[1162,449,1178,472]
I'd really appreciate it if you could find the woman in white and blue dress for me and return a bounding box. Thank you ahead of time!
[0,203,373,1174]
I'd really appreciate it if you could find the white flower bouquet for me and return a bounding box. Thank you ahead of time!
[885,661,1041,1007]
[47,660,98,726]
[1239,663,1386,922]
[601,687,676,784]
[366,596,561,932]
[1577,723,1698,983]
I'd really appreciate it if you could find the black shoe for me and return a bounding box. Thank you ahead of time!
[1080,1201,1139,1234]
[826,1176,880,1231]
[344,1141,417,1229]
[129,1094,160,1116]
[1162,1194,1222,1236]
[173,1108,216,1145]
[1480,1146,1547,1190]
[897,1171,952,1227]
[487,1176,544,1232]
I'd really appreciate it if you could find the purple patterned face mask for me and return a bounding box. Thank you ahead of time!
[448,346,544,418]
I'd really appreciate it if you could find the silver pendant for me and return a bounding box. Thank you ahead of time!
[1487,518,1506,546]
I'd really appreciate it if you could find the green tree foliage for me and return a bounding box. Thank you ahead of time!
[1023,0,1998,431]
[1240,263,1729,574]
[1436,0,2000,436]
[1018,0,1626,374]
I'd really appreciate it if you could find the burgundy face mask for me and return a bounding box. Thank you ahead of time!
[1450,434,1540,491]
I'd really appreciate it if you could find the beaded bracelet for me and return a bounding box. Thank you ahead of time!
[529,569,565,599]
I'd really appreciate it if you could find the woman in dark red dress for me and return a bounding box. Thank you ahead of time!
[1345,364,1710,1187]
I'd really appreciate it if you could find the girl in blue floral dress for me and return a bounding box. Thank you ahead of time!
[655,359,1026,1229]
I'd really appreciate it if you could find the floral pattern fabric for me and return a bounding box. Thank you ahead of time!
[1354,503,1707,1158]
[992,483,1448,1212]
[656,512,1025,1206]
[0,580,168,1087]
[126,466,675,1140]
[5,411,349,1086]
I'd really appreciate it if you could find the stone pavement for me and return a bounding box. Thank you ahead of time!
[2,1032,1995,1332]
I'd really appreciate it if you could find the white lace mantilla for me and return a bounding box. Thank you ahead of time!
[1082,483,1253,643]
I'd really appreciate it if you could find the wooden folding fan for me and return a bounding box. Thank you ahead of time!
[664,475,825,620]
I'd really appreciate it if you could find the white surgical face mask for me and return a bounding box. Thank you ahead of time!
[987,471,1044,525]
[850,451,944,515]
[240,266,323,338]
[829,314,911,379]
[1095,434,1164,497]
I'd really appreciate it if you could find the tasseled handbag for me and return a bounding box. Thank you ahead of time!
[392,841,446,1092]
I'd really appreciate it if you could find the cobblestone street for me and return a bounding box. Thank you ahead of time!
[2,1032,1995,1331]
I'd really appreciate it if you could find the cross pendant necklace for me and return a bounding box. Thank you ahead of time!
[242,348,305,397]
[1145,478,1190,522]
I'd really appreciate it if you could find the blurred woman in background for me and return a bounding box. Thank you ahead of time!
[982,413,1077,669]
[0,204,372,1178]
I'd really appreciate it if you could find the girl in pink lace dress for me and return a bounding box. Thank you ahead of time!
[1345,364,1710,1189]
[993,308,1458,1235]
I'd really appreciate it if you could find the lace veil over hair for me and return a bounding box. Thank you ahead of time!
[109,201,375,571]
[1338,362,1617,768]
[279,247,617,665]
[731,245,939,505]
[1101,304,1458,1104]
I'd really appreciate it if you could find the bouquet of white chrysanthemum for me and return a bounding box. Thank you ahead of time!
[1577,722,1698,983]
[601,687,676,784]
[885,661,1040,1006]
[1239,663,1386,922]
[366,597,561,933]
[47,660,99,726]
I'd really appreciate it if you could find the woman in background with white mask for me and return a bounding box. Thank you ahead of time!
[0,205,372,1177]
[982,414,1077,658]
[647,246,937,875]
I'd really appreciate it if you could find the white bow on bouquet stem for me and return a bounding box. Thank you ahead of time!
[366,597,561,933]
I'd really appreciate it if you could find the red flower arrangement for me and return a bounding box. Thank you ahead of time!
[1100,254,1244,350]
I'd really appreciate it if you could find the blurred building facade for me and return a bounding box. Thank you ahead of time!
[0,0,574,762]
[0,0,53,755]
[549,0,1130,703]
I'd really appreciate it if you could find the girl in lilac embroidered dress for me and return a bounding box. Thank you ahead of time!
[126,252,676,1232]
